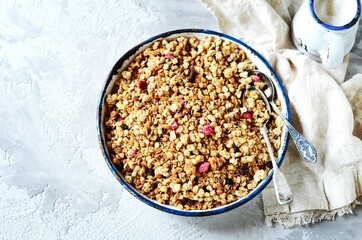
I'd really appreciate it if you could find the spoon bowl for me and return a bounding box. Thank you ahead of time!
[248,70,275,101]
[248,70,318,164]
[247,87,293,205]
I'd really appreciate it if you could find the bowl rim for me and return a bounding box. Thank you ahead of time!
[97,28,291,216]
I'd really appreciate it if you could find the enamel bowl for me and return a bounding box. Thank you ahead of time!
[97,29,290,216]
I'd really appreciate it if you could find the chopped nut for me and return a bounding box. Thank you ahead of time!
[254,169,267,182]
[169,131,177,141]
[170,182,181,193]
[223,68,233,78]
[170,103,178,113]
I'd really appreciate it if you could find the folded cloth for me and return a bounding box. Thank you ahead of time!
[201,0,362,226]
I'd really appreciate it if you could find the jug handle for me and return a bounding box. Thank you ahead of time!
[319,32,344,69]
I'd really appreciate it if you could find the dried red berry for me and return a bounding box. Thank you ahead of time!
[188,67,196,83]
[242,112,252,119]
[201,124,214,136]
[165,54,174,59]
[225,178,234,185]
[147,168,155,176]
[117,117,124,122]
[252,74,261,82]
[238,167,249,175]
[171,121,178,130]
[198,162,210,173]
[129,150,136,157]
[266,161,273,169]
[233,146,240,153]
[137,79,147,90]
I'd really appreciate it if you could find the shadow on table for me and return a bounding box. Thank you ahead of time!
[173,195,267,234]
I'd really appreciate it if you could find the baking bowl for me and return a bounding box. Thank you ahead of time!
[97,29,290,216]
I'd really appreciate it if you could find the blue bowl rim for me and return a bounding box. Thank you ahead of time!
[97,28,291,217]
[309,0,361,31]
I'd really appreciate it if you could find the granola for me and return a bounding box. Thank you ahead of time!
[104,36,284,210]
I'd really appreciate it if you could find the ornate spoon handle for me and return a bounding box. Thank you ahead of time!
[270,102,317,163]
[260,125,293,205]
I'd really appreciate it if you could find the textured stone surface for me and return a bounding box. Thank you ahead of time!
[0,0,361,239]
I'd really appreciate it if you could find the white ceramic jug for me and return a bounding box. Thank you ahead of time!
[291,0,361,68]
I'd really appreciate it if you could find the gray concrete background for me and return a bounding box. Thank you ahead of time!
[0,0,361,239]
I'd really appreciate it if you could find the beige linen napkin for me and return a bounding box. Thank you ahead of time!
[201,0,362,226]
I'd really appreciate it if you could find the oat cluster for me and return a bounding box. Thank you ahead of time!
[105,36,284,210]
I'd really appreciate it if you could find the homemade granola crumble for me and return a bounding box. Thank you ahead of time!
[104,36,284,210]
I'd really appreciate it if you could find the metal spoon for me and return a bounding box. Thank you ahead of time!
[248,70,317,164]
[245,87,293,205]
